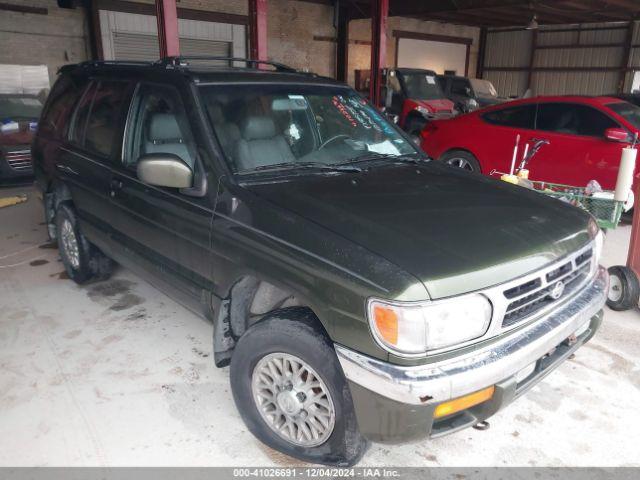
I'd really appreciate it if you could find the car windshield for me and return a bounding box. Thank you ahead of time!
[470,79,498,98]
[0,96,43,120]
[398,72,444,100]
[198,85,419,174]
[606,101,640,130]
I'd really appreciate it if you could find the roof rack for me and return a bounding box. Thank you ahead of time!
[58,60,156,74]
[76,60,157,68]
[158,56,298,73]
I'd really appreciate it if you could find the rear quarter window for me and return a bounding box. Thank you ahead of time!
[39,75,87,138]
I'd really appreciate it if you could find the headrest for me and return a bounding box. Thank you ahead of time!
[241,116,276,141]
[208,103,224,123]
[148,113,182,141]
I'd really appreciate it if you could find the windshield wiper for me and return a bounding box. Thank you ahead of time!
[338,151,428,166]
[237,161,362,175]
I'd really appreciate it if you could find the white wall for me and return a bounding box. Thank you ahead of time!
[397,38,467,74]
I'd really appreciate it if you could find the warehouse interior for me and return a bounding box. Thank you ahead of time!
[1,0,640,472]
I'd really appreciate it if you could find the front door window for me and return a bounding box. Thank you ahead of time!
[124,84,197,171]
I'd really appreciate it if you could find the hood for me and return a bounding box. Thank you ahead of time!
[244,162,592,299]
[413,98,455,113]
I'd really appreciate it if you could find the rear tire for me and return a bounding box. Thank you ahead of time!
[440,150,481,173]
[229,309,368,466]
[55,203,114,284]
[607,266,640,311]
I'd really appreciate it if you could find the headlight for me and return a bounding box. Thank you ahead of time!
[368,294,492,356]
[415,106,431,117]
[468,99,479,109]
[594,229,604,265]
[588,218,604,265]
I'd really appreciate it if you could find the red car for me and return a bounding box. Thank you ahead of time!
[420,95,640,191]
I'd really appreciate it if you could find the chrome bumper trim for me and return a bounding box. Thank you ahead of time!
[336,266,608,406]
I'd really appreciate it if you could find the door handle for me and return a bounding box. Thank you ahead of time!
[56,164,78,175]
[531,138,550,144]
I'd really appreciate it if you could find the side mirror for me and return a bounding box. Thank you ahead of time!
[137,153,193,189]
[604,127,631,143]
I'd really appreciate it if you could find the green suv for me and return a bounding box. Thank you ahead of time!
[33,57,608,466]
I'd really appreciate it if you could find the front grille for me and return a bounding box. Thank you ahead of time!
[5,148,32,171]
[501,249,593,328]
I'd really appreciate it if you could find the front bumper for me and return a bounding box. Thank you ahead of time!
[336,266,608,442]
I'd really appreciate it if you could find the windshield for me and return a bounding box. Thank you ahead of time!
[398,72,444,101]
[469,79,498,98]
[0,96,43,120]
[607,101,640,130]
[199,85,419,174]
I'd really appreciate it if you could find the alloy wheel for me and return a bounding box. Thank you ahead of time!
[60,219,80,269]
[251,352,336,447]
[446,157,475,171]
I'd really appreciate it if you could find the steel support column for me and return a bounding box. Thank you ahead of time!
[369,0,388,107]
[249,0,268,62]
[156,0,179,58]
[335,2,350,83]
[476,27,487,78]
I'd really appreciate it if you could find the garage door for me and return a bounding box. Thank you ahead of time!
[100,10,246,64]
[113,32,231,63]
[0,64,49,94]
[397,38,467,75]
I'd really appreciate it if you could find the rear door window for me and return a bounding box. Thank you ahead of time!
[84,81,129,157]
[481,104,536,129]
[69,82,96,146]
[69,80,129,158]
[536,103,618,137]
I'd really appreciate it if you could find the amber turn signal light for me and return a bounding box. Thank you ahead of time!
[434,386,495,419]
[372,305,399,345]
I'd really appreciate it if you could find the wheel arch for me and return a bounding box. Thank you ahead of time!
[44,180,74,241]
[212,273,330,367]
[404,111,426,131]
[439,148,483,173]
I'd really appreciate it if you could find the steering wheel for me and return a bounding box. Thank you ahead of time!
[319,134,351,150]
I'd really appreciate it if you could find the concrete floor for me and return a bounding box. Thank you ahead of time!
[1,185,639,467]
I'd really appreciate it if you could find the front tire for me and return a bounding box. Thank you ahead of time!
[229,309,368,466]
[55,203,114,284]
[440,150,481,173]
[607,266,640,311]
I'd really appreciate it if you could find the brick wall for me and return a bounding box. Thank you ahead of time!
[0,0,481,89]
[133,0,248,15]
[267,0,336,78]
[0,0,90,85]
